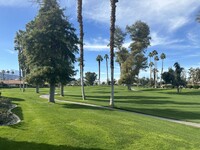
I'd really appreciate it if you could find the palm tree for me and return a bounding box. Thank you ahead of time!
[148,52,154,85]
[104,54,109,85]
[149,61,154,86]
[154,56,159,88]
[110,0,118,107]
[77,0,85,100]
[160,53,166,83]
[96,55,103,85]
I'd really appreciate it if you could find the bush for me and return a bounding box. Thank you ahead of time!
[194,85,200,89]
[0,98,12,125]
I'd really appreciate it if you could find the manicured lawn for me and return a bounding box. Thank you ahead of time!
[55,86,200,123]
[0,87,200,150]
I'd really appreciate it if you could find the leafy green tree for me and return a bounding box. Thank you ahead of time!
[85,72,97,86]
[110,0,118,107]
[77,0,86,100]
[126,21,151,51]
[173,62,186,93]
[14,30,27,91]
[162,68,175,84]
[23,0,79,102]
[115,47,129,76]
[114,26,126,76]
[96,55,103,85]
[119,21,150,90]
[104,54,109,84]
[188,67,200,85]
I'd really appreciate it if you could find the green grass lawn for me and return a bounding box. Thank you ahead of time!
[55,86,200,123]
[0,87,200,150]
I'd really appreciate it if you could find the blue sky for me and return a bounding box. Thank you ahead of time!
[0,0,200,81]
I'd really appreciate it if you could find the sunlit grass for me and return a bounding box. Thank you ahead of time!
[0,87,200,150]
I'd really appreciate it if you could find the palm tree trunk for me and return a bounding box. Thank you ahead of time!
[49,83,55,103]
[106,59,109,85]
[78,0,85,100]
[109,0,117,107]
[98,61,101,85]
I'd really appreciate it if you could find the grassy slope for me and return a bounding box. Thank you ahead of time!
[55,86,200,123]
[0,88,199,150]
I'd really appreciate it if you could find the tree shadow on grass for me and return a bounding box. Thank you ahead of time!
[116,99,200,105]
[0,137,103,150]
[163,90,200,96]
[61,103,113,111]
[117,107,200,121]
[1,96,25,102]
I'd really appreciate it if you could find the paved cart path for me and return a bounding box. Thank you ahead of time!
[40,95,200,128]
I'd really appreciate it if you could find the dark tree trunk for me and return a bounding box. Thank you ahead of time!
[77,0,85,100]
[36,84,39,93]
[127,84,131,90]
[49,83,55,103]
[60,83,64,97]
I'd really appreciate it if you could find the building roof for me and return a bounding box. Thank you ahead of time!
[1,80,26,85]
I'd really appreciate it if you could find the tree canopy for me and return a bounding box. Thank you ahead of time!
[17,0,79,102]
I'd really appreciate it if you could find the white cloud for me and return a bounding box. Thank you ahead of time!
[80,0,200,32]
[150,32,184,46]
[84,37,109,51]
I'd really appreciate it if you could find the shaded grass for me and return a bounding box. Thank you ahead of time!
[55,86,200,123]
[0,88,200,149]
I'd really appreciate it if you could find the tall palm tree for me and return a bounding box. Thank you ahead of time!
[149,61,154,86]
[96,55,103,85]
[77,0,85,100]
[104,54,109,85]
[154,55,159,88]
[110,0,118,107]
[148,52,154,85]
[160,53,166,83]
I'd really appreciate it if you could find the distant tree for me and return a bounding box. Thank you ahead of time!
[154,55,159,88]
[162,68,175,84]
[96,55,103,85]
[85,72,97,86]
[115,47,129,76]
[114,26,126,76]
[188,67,200,85]
[173,62,186,93]
[23,0,79,102]
[160,53,166,83]
[148,51,154,85]
[149,61,154,86]
[77,0,86,100]
[104,54,109,84]
[119,21,150,90]
[110,0,118,107]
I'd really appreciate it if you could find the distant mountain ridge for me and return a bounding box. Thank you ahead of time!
[0,73,19,80]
